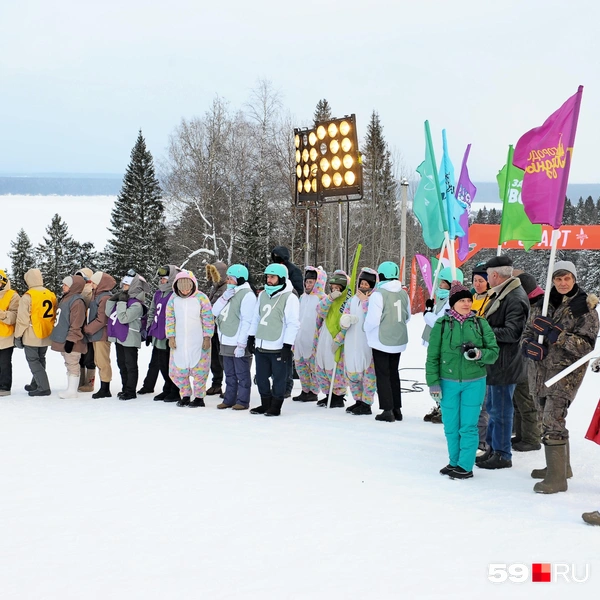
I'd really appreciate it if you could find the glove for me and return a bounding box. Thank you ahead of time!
[532,316,564,343]
[145,335,152,347]
[246,335,256,355]
[202,336,211,350]
[522,339,547,361]
[569,294,590,318]
[280,343,293,363]
[591,357,600,373]
[110,291,128,303]
[429,384,442,402]
[168,337,176,349]
[424,298,435,314]
[64,340,74,354]
[340,313,358,329]
[0,309,6,319]
[330,290,342,300]
[234,344,246,358]
[463,348,482,361]
[14,337,24,349]
[221,288,235,301]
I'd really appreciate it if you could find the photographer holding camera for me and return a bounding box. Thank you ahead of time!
[426,282,499,479]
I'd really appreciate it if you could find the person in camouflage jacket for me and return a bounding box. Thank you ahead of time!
[521,261,599,494]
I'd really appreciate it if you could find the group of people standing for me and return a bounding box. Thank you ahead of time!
[1,246,599,525]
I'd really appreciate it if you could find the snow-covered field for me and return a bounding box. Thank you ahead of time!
[1,315,599,600]
[0,195,116,268]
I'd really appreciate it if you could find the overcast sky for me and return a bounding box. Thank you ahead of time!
[1,0,598,183]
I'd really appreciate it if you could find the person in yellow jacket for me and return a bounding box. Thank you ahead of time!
[0,270,20,396]
[14,268,57,397]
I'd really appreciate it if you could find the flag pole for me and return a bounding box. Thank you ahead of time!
[430,238,448,298]
[537,229,561,343]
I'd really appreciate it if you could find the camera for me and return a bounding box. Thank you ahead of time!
[461,342,478,359]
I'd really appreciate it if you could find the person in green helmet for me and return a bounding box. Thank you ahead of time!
[364,261,410,422]
[247,263,300,417]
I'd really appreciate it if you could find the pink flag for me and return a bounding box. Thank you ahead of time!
[513,86,583,229]
[415,254,433,295]
[455,144,477,260]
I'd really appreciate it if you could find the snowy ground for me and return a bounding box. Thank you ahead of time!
[1,315,599,599]
[0,195,116,267]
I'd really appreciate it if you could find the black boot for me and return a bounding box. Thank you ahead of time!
[24,378,38,392]
[189,397,205,408]
[329,394,345,408]
[265,398,283,417]
[137,386,154,394]
[177,396,191,407]
[153,391,168,401]
[351,402,372,415]
[29,388,51,397]
[375,409,396,422]
[293,390,307,401]
[250,396,271,414]
[92,381,112,399]
[393,408,403,421]
[300,391,318,403]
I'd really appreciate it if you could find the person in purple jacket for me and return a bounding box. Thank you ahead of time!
[138,265,181,402]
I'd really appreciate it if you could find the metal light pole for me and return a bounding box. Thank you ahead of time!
[304,209,310,268]
[399,178,409,285]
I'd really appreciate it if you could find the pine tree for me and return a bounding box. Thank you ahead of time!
[8,228,36,294]
[105,130,168,280]
[313,99,333,125]
[74,241,102,272]
[36,214,80,294]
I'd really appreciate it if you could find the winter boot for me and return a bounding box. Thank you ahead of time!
[217,402,233,409]
[440,464,457,476]
[449,466,474,480]
[393,408,403,421]
[300,392,318,402]
[476,451,512,470]
[59,375,80,399]
[533,444,568,494]
[430,409,443,424]
[78,368,96,392]
[512,440,541,452]
[351,402,372,416]
[92,381,112,399]
[375,409,396,422]
[293,390,307,401]
[163,392,180,402]
[582,511,600,526]
[188,397,205,408]
[316,397,328,407]
[29,388,51,397]
[78,366,86,389]
[206,385,222,396]
[423,404,439,422]
[177,396,191,407]
[531,440,573,479]
[153,391,167,401]
[137,386,154,394]
[232,404,249,410]
[346,402,359,413]
[264,398,284,417]
[250,396,271,415]
[24,378,37,392]
[329,394,345,408]
[119,392,137,400]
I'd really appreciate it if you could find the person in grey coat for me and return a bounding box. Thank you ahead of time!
[105,271,150,400]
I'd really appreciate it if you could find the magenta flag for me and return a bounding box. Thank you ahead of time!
[455,144,477,260]
[415,254,433,295]
[513,86,583,229]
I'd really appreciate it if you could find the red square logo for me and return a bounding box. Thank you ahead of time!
[532,563,551,582]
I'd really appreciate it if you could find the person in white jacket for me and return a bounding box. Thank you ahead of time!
[212,264,257,410]
[293,266,327,403]
[364,261,410,423]
[247,263,300,417]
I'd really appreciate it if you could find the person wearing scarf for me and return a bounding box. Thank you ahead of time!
[521,261,599,494]
[426,282,499,479]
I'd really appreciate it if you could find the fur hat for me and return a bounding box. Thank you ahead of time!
[449,281,472,307]
[62,276,74,288]
[91,271,103,286]
[484,255,513,269]
[553,260,577,280]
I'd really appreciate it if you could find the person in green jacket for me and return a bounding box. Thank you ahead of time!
[426,282,500,479]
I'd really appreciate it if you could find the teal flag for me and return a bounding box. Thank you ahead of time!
[498,145,542,251]
[414,121,447,249]
[439,129,466,240]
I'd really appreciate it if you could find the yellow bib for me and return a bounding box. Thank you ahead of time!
[0,289,16,337]
[27,289,57,339]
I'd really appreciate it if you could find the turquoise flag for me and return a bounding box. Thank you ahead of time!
[414,121,447,249]
[439,129,466,240]
[498,145,542,251]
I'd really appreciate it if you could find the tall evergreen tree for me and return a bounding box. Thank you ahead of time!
[106,130,168,279]
[313,99,333,125]
[8,228,36,294]
[36,214,80,294]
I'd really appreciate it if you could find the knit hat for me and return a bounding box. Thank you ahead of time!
[517,272,538,296]
[449,281,472,307]
[472,262,488,281]
[91,271,103,286]
[62,276,74,288]
[553,260,577,280]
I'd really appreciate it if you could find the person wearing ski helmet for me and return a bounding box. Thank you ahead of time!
[364,261,410,422]
[212,264,257,410]
[313,270,351,408]
[293,266,327,402]
[137,265,181,401]
[166,270,214,408]
[339,267,378,415]
[422,266,464,423]
[247,263,300,417]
